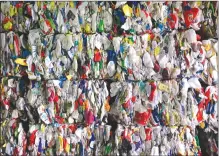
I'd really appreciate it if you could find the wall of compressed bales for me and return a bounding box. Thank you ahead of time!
[0,2,218,155]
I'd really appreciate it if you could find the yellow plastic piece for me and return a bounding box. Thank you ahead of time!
[15,58,28,66]
[9,44,14,50]
[200,121,205,129]
[122,4,133,17]
[136,7,140,17]
[195,1,202,7]
[9,5,17,17]
[3,21,12,30]
[58,136,63,151]
[78,39,83,52]
[124,37,129,43]
[146,47,150,52]
[158,82,169,92]
[15,65,19,73]
[37,2,41,8]
[69,2,74,8]
[41,124,45,133]
[154,47,160,57]
[59,2,65,8]
[204,44,211,51]
[50,1,55,10]
[173,111,179,125]
[163,17,167,24]
[2,120,7,127]
[209,66,213,76]
[85,23,91,33]
[147,34,151,41]
[115,72,121,80]
[66,75,72,80]
[65,143,70,153]
[128,39,134,45]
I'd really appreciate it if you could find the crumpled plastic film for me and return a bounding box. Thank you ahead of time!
[0,1,218,156]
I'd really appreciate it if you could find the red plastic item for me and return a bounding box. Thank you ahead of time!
[3,99,10,110]
[27,5,32,16]
[196,109,203,122]
[196,34,201,41]
[55,115,65,124]
[31,64,35,72]
[134,109,151,125]
[204,88,211,107]
[14,35,21,56]
[13,147,19,156]
[123,99,131,109]
[42,19,53,35]
[15,2,23,8]
[142,10,149,18]
[74,100,79,110]
[48,88,55,102]
[63,138,67,152]
[167,13,178,29]
[150,33,155,40]
[53,95,59,103]
[94,51,102,62]
[197,100,205,122]
[149,82,156,102]
[11,121,17,130]
[183,8,199,28]
[153,61,160,73]
[85,109,94,125]
[128,68,133,74]
[131,96,136,102]
[68,124,77,133]
[79,97,84,106]
[29,130,38,145]
[41,51,45,58]
[145,128,152,141]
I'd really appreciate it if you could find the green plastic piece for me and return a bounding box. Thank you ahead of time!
[98,19,104,33]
